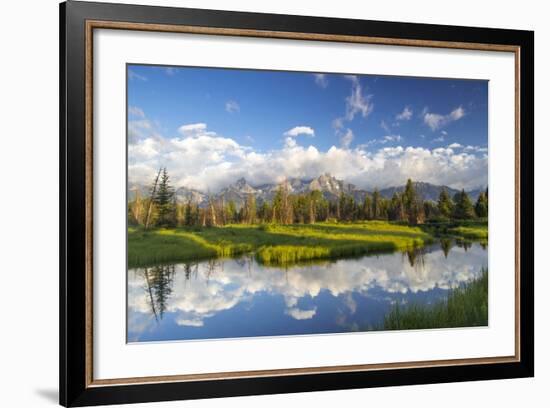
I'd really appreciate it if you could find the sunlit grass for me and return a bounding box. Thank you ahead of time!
[449,225,488,240]
[383,268,488,330]
[127,221,433,268]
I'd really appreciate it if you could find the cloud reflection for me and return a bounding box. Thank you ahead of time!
[128,244,487,340]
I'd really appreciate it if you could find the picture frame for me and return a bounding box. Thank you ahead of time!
[60,1,534,406]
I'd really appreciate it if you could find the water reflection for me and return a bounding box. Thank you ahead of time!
[128,240,487,342]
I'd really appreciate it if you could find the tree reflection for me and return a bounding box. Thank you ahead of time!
[404,246,426,269]
[455,240,472,252]
[440,238,452,258]
[141,264,175,321]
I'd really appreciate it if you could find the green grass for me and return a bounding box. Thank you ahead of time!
[128,221,433,268]
[382,268,488,330]
[423,219,488,244]
[448,225,488,240]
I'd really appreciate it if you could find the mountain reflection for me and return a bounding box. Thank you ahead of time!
[128,241,487,342]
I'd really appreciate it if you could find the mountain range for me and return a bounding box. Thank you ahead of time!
[129,173,484,208]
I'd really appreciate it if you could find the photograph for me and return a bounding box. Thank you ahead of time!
[126,65,489,343]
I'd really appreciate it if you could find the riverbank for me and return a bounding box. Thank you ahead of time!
[128,221,433,267]
[423,219,488,244]
[382,268,488,330]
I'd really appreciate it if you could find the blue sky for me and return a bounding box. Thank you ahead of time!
[127,64,488,192]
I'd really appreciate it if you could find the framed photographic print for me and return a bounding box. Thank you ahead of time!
[60,1,534,406]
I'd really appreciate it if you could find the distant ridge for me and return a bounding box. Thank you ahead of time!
[129,174,485,208]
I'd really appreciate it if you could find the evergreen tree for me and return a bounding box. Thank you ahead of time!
[475,191,488,218]
[372,189,381,219]
[244,194,257,224]
[154,167,175,227]
[362,194,372,220]
[437,188,453,219]
[402,179,423,224]
[183,201,193,226]
[338,192,346,221]
[225,200,237,224]
[423,201,439,220]
[452,189,475,219]
[388,192,404,221]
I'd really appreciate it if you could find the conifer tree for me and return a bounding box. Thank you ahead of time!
[154,167,175,227]
[371,189,381,219]
[475,191,488,218]
[437,188,453,219]
[452,189,475,219]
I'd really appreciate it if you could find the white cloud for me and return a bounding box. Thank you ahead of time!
[128,106,145,118]
[129,123,487,192]
[382,135,403,144]
[441,130,448,136]
[396,106,413,121]
[128,69,147,81]
[286,307,317,320]
[464,145,488,153]
[176,318,204,327]
[340,129,354,148]
[284,137,297,148]
[380,120,391,133]
[424,106,465,131]
[332,117,344,130]
[344,76,374,121]
[330,76,374,148]
[284,126,315,137]
[178,123,208,136]
[225,100,240,113]
[165,67,178,76]
[313,73,328,88]
[448,143,462,149]
[450,106,465,120]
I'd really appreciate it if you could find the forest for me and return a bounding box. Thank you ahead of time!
[128,167,489,229]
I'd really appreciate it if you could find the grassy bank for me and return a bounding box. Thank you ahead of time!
[423,219,488,243]
[448,225,488,241]
[383,268,488,330]
[128,221,433,268]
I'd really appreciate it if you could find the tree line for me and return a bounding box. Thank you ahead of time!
[128,168,488,229]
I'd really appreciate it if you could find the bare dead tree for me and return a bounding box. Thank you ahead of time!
[144,168,162,230]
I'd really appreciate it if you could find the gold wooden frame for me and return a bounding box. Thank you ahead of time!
[84,20,521,388]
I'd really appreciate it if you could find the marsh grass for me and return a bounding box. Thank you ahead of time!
[128,221,433,268]
[383,268,488,330]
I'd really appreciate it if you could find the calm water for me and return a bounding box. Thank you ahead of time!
[127,240,487,343]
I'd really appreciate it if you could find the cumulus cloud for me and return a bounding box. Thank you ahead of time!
[225,100,240,113]
[178,123,209,136]
[396,106,413,121]
[129,121,487,192]
[424,106,465,131]
[284,126,315,137]
[313,73,328,88]
[448,143,462,149]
